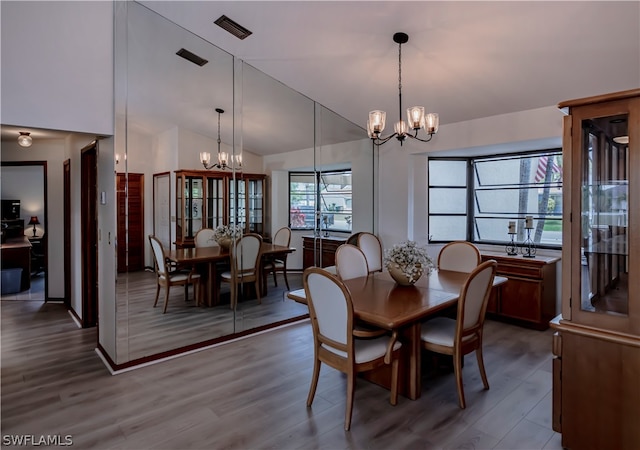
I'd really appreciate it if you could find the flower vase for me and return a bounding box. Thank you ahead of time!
[217,237,233,250]
[388,263,423,286]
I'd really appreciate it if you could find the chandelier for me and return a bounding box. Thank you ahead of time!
[200,108,242,170]
[367,32,439,146]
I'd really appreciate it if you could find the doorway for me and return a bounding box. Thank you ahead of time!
[80,143,98,327]
[117,173,145,272]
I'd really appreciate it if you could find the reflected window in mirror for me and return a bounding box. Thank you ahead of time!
[289,170,353,232]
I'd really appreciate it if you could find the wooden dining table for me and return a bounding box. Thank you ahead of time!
[166,243,295,307]
[288,269,507,400]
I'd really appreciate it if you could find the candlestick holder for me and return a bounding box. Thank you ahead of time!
[521,227,537,258]
[505,232,518,255]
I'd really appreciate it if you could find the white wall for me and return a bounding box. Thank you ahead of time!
[1,1,113,135]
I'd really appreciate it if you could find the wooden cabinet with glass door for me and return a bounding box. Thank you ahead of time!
[175,170,266,248]
[551,89,639,450]
[228,173,266,236]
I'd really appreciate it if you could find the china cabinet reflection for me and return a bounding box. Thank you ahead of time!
[175,170,266,248]
[551,89,639,449]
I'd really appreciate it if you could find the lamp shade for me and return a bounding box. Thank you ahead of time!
[28,216,40,225]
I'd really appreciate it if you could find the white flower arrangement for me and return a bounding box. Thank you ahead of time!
[213,224,243,243]
[383,240,434,283]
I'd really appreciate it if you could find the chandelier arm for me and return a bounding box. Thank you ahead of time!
[407,132,434,143]
[372,132,399,146]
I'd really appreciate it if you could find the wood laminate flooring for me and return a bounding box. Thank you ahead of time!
[1,294,562,449]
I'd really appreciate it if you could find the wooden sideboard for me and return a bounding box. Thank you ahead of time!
[302,235,347,269]
[481,251,559,330]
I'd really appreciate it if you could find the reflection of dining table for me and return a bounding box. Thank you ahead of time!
[289,269,507,400]
[166,243,295,307]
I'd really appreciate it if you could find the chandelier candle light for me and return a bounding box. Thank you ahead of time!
[367,32,439,146]
[200,108,242,171]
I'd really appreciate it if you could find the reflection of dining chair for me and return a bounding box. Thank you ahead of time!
[194,228,219,248]
[335,244,369,280]
[263,226,291,290]
[420,259,497,408]
[303,267,402,431]
[220,233,262,310]
[357,232,383,273]
[149,235,201,313]
[437,241,481,273]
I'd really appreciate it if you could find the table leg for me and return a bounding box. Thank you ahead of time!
[406,322,422,400]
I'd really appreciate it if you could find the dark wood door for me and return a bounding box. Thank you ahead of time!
[64,159,71,308]
[81,143,97,328]
[117,173,145,273]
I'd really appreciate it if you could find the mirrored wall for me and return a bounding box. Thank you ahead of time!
[114,2,373,364]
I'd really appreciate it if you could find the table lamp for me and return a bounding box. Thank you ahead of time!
[28,216,40,237]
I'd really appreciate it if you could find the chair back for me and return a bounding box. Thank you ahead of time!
[194,228,219,248]
[437,241,481,273]
[304,268,352,351]
[232,233,262,273]
[273,227,291,247]
[149,235,167,276]
[335,244,369,280]
[457,260,497,333]
[357,232,383,272]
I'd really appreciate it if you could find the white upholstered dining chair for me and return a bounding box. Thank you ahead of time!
[194,228,219,248]
[437,241,481,273]
[219,233,262,310]
[356,232,383,273]
[303,267,402,431]
[335,244,369,280]
[420,259,497,409]
[149,235,202,313]
[262,226,292,290]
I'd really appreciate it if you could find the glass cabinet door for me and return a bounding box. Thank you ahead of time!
[184,175,204,238]
[206,175,224,229]
[247,178,263,234]
[228,178,246,231]
[176,175,184,243]
[580,116,628,316]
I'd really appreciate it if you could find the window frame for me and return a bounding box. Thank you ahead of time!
[428,149,563,249]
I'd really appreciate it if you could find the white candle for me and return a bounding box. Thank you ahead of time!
[508,221,516,233]
[525,216,533,228]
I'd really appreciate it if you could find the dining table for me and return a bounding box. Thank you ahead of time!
[166,242,295,307]
[288,268,507,400]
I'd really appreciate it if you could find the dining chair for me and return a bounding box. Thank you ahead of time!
[356,232,383,273]
[194,228,219,248]
[219,233,262,310]
[420,259,497,409]
[346,232,362,246]
[437,241,481,273]
[262,226,292,290]
[303,267,402,431]
[148,235,202,313]
[335,244,369,280]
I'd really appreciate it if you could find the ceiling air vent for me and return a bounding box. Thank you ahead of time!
[214,15,252,40]
[176,48,208,67]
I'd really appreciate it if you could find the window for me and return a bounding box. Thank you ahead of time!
[289,170,352,232]
[428,150,563,247]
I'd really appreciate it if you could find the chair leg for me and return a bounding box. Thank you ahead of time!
[230,282,236,310]
[453,352,466,409]
[345,370,356,431]
[163,286,171,313]
[390,353,399,406]
[476,345,490,390]
[153,283,160,307]
[306,357,321,407]
[272,268,278,286]
[254,280,262,304]
[282,266,290,291]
